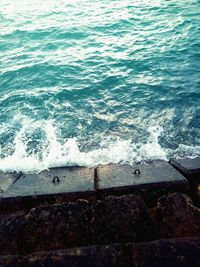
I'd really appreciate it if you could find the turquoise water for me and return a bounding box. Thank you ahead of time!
[0,0,200,173]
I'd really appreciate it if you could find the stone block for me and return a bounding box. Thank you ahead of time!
[2,167,94,197]
[150,193,200,238]
[131,237,200,267]
[0,238,200,267]
[0,171,16,196]
[0,255,21,267]
[0,211,26,255]
[96,161,189,205]
[18,199,93,254]
[0,167,95,211]
[0,244,131,267]
[94,195,153,244]
[23,245,129,267]
[170,157,200,182]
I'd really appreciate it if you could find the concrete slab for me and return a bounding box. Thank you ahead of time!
[170,157,200,179]
[169,157,200,205]
[0,167,95,211]
[96,161,189,204]
[2,167,94,197]
[0,172,17,196]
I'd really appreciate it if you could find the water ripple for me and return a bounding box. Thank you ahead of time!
[0,0,200,172]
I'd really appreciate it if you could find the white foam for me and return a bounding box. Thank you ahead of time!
[173,144,200,159]
[0,120,198,174]
[137,125,167,161]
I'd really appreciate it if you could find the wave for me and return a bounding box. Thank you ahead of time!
[0,0,200,174]
[0,119,199,174]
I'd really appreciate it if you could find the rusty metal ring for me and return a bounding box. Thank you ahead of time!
[52,176,60,184]
[134,169,141,175]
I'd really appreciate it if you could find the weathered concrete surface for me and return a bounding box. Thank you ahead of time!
[0,172,16,196]
[169,157,200,206]
[0,167,95,212]
[96,161,189,205]
[150,193,200,238]
[18,199,93,254]
[2,167,94,197]
[94,195,153,244]
[0,161,191,212]
[0,237,200,267]
[0,211,26,255]
[170,157,200,181]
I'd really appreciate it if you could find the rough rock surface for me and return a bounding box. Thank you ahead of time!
[0,238,200,267]
[24,245,131,267]
[0,244,131,267]
[18,199,93,254]
[0,211,26,255]
[132,237,200,267]
[94,194,152,244]
[1,192,200,258]
[150,193,200,238]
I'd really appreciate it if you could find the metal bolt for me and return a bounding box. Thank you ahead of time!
[52,176,60,184]
[134,169,141,175]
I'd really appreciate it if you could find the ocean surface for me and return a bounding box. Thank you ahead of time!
[0,0,200,173]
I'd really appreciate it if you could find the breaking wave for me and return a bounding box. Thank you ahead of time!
[0,119,199,174]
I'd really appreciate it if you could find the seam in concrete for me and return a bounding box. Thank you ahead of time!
[13,172,24,184]
[94,167,99,192]
[169,159,188,175]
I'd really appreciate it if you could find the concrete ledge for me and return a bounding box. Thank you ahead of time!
[170,157,200,206]
[0,161,190,211]
[0,172,16,196]
[2,167,95,197]
[0,167,95,212]
[96,161,189,205]
[170,157,200,181]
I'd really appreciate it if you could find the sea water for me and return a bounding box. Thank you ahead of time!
[0,0,200,173]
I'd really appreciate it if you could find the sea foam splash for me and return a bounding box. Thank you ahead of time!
[0,119,169,174]
[0,119,199,174]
